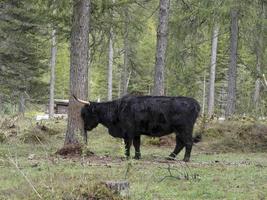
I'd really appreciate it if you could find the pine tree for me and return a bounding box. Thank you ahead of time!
[64,0,90,145]
[0,0,48,114]
[226,8,239,117]
[153,0,170,96]
[207,24,219,118]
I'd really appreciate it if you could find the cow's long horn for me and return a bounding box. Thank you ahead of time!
[73,95,90,105]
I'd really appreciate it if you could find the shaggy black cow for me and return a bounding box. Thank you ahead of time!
[74,95,201,162]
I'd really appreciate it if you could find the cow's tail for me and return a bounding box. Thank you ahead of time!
[193,134,202,143]
[194,100,201,119]
[73,95,90,105]
[193,100,202,144]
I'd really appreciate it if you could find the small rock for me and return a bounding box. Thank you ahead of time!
[31,162,39,168]
[103,180,129,197]
[28,154,35,160]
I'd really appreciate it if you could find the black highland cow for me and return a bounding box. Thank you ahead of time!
[74,95,201,162]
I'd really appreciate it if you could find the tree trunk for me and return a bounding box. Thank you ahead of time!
[64,0,90,145]
[107,30,114,100]
[49,29,57,118]
[225,9,238,117]
[107,0,115,101]
[153,0,170,96]
[263,74,267,88]
[207,24,219,118]
[0,94,2,114]
[253,55,261,111]
[18,91,25,115]
[220,84,227,117]
[122,6,129,96]
[118,69,122,97]
[253,0,265,111]
[202,70,206,116]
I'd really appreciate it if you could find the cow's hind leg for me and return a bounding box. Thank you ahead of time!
[124,138,132,159]
[168,134,184,160]
[183,139,193,162]
[182,126,193,162]
[133,136,141,159]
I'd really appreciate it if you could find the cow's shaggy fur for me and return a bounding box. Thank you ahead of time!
[76,95,201,162]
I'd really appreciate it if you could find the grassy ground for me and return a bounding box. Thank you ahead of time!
[0,117,267,199]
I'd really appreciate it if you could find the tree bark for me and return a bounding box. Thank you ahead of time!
[18,91,25,115]
[49,28,57,118]
[225,9,238,117]
[202,70,206,116]
[107,30,114,100]
[107,0,115,101]
[64,0,90,145]
[253,55,261,111]
[263,74,267,88]
[153,0,170,96]
[253,0,265,111]
[0,94,2,113]
[122,6,129,96]
[207,24,219,118]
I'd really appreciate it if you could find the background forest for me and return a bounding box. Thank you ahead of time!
[1,1,267,199]
[0,0,267,117]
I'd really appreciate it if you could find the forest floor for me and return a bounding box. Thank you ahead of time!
[0,116,267,199]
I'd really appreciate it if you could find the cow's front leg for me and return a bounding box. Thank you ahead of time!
[83,128,88,145]
[124,138,132,159]
[133,136,141,159]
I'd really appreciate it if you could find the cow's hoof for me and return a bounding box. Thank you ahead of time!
[133,155,141,160]
[133,152,141,160]
[183,158,190,162]
[124,153,130,159]
[166,153,176,160]
[122,155,130,160]
[166,156,175,160]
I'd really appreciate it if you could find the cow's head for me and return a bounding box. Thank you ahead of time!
[81,104,99,131]
[73,95,99,131]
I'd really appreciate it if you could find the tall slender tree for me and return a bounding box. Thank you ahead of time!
[225,8,239,117]
[48,0,58,118]
[107,0,115,100]
[49,28,57,118]
[207,24,219,118]
[64,0,90,145]
[18,88,25,115]
[122,5,129,96]
[153,0,170,96]
[253,0,266,112]
[0,94,2,113]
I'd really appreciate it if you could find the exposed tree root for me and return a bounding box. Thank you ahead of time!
[56,144,82,156]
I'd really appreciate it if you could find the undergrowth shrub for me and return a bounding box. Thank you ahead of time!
[204,120,267,152]
[20,127,47,144]
[0,133,6,143]
[62,183,124,200]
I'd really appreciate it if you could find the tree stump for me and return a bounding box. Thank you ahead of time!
[103,180,129,197]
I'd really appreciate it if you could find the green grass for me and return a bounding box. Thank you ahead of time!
[0,119,267,199]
